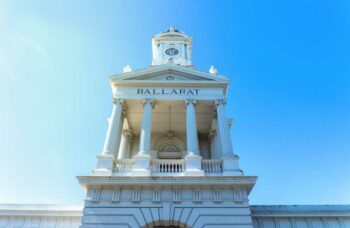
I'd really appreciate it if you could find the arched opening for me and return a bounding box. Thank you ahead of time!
[155,134,185,159]
[143,220,189,228]
[161,145,180,153]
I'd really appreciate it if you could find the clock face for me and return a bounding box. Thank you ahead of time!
[165,48,179,56]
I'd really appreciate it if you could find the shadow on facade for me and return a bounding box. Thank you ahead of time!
[143,220,189,228]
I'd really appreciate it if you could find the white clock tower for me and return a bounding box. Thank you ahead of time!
[78,28,256,227]
[151,27,192,66]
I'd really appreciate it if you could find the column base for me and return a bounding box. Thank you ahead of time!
[184,170,205,176]
[223,170,244,176]
[92,155,114,176]
[223,155,243,176]
[131,153,151,176]
[185,154,204,176]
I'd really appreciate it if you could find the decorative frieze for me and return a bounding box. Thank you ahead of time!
[86,187,253,203]
[172,189,181,202]
[112,188,121,202]
[132,189,141,202]
[193,189,201,202]
[153,188,161,202]
[233,188,247,202]
[213,189,222,202]
[91,189,101,202]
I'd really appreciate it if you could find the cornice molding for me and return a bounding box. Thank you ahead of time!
[109,64,230,83]
[77,176,257,193]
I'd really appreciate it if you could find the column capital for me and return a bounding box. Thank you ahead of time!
[215,99,226,107]
[185,99,197,106]
[113,98,127,117]
[113,98,124,105]
[142,99,155,108]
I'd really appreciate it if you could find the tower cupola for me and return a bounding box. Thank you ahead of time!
[151,27,192,66]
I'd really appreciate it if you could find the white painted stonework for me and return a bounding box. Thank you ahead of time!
[0,204,82,227]
[1,28,349,227]
[1,204,350,227]
[83,28,252,227]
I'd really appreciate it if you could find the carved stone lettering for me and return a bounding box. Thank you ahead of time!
[136,88,200,96]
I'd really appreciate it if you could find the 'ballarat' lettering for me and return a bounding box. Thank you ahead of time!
[136,88,199,96]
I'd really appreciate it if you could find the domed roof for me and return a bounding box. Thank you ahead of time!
[163,27,182,33]
[154,27,188,38]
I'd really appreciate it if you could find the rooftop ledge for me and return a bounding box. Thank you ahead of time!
[76,175,257,194]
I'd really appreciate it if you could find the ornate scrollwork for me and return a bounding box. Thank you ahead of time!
[215,99,226,107]
[185,99,197,106]
[112,98,124,105]
[142,99,155,108]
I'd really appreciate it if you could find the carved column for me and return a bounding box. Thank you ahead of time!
[133,99,154,176]
[94,98,125,175]
[215,99,242,176]
[118,130,133,159]
[101,98,125,156]
[138,99,154,155]
[215,99,234,157]
[185,99,200,156]
[184,99,204,176]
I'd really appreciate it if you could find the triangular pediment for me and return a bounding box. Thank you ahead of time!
[110,64,229,83]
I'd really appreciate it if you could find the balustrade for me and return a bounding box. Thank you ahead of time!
[151,159,185,173]
[114,159,134,172]
[113,159,224,175]
[202,160,223,173]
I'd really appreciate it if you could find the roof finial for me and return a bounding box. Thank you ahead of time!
[209,66,218,74]
[123,65,132,73]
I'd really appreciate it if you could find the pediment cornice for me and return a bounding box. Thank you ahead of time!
[109,64,230,84]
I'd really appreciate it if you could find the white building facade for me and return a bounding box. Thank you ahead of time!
[0,28,349,228]
[78,27,256,227]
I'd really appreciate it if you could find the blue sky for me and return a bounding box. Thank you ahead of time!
[0,0,349,205]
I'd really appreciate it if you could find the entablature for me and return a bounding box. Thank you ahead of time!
[109,64,230,96]
[113,86,225,101]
